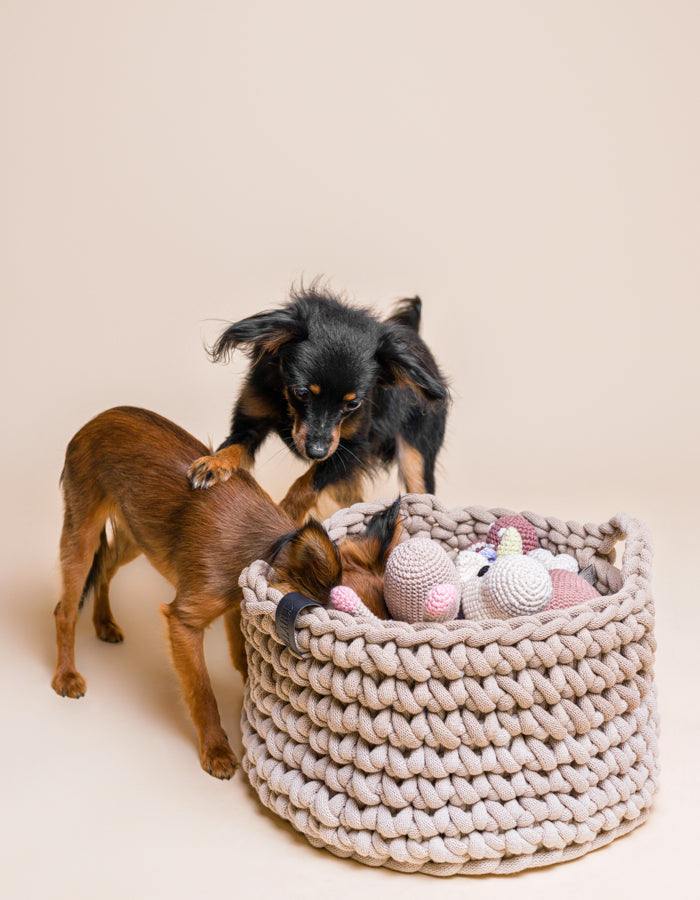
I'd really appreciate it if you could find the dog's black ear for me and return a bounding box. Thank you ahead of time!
[386,296,422,332]
[211,307,307,362]
[363,498,403,564]
[376,323,448,402]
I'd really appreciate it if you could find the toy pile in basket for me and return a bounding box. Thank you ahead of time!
[330,513,600,623]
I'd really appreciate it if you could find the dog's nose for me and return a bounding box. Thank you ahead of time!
[306,441,329,460]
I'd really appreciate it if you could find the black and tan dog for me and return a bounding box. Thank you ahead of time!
[52,407,400,779]
[188,286,449,521]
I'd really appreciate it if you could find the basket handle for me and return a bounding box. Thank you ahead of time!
[597,514,653,590]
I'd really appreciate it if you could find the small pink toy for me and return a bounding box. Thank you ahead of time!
[329,584,375,617]
[547,569,600,610]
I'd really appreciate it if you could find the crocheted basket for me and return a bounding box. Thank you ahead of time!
[239,497,658,876]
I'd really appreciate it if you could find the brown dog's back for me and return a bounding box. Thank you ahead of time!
[63,406,295,593]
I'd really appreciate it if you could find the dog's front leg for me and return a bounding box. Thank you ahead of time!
[162,596,237,779]
[280,446,367,524]
[188,411,272,489]
[188,442,254,490]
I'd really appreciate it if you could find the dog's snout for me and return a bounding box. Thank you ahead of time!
[306,440,329,460]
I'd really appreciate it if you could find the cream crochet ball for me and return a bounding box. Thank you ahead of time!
[384,538,460,623]
[528,547,579,573]
[460,528,553,620]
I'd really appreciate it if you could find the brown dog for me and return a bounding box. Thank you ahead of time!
[52,407,399,778]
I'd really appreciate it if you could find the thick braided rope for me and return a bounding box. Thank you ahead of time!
[239,497,657,876]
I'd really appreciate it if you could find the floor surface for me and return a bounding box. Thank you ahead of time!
[2,509,697,900]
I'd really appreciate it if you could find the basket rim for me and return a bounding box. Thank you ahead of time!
[239,495,653,647]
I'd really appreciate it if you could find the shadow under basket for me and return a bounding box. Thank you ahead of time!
[238,497,658,876]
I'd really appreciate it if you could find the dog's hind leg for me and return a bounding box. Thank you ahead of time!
[162,594,238,779]
[52,499,106,698]
[92,521,141,643]
[223,602,247,681]
[397,402,446,495]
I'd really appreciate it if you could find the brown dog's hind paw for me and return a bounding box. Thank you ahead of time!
[201,743,238,779]
[52,670,87,699]
[187,455,232,490]
[95,619,124,643]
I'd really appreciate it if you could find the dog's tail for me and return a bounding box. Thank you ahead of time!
[387,296,422,332]
[78,527,109,610]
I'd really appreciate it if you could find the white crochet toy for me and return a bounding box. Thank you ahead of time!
[458,523,594,620]
[459,527,553,619]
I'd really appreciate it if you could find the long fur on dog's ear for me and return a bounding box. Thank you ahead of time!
[362,497,403,565]
[267,518,342,604]
[386,296,422,332]
[335,498,403,619]
[211,306,307,362]
[376,322,448,402]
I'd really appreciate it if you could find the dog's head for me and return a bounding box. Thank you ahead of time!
[337,498,403,618]
[268,517,343,604]
[212,287,447,462]
[269,499,403,616]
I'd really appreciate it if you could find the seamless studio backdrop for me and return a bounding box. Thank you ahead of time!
[1,3,699,900]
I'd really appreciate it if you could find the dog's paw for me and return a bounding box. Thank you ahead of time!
[200,742,238,780]
[52,670,87,699]
[95,619,124,643]
[187,455,232,490]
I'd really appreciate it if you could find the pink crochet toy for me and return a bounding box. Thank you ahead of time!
[548,568,600,609]
[486,515,539,554]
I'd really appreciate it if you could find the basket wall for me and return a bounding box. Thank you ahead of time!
[239,497,658,876]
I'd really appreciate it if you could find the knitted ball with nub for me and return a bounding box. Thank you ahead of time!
[384,538,460,623]
[483,555,552,617]
[459,527,552,620]
[486,514,539,554]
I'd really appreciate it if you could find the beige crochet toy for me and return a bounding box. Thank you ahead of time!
[330,536,460,623]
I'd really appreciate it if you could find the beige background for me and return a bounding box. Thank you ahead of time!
[2,2,699,898]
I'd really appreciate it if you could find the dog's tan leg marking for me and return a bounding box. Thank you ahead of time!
[329,470,365,508]
[397,436,426,494]
[280,466,318,524]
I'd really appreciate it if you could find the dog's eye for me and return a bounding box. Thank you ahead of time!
[345,398,362,411]
[293,387,309,401]
[477,565,490,577]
